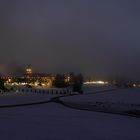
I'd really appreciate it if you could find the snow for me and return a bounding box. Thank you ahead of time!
[62,88,140,103]
[60,88,140,117]
[0,87,71,106]
[0,92,56,106]
[0,103,140,140]
[83,84,116,93]
[0,86,140,140]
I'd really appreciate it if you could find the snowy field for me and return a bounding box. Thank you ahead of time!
[83,84,116,94]
[0,86,140,140]
[62,88,140,103]
[0,103,140,140]
[0,87,71,106]
[0,92,58,106]
[61,88,140,117]
[0,84,113,106]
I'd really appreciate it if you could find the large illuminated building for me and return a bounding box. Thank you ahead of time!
[0,66,74,88]
[24,66,55,87]
[0,66,55,87]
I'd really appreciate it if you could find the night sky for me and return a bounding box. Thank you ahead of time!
[0,0,140,80]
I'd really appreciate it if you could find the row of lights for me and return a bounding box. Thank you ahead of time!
[5,78,51,87]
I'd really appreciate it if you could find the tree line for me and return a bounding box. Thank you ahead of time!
[53,73,84,93]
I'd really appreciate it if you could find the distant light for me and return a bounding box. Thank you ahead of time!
[84,81,108,85]
[133,84,136,87]
[34,82,39,86]
[41,83,46,86]
[104,81,109,84]
[21,83,26,85]
[8,78,12,83]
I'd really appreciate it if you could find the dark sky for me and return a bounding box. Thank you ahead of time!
[0,0,140,80]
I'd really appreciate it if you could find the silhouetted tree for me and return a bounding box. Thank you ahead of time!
[0,79,7,91]
[53,73,84,91]
[53,74,66,88]
[68,72,75,85]
[73,74,83,93]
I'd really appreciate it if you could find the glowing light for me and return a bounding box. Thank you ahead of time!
[133,84,136,87]
[41,83,46,86]
[84,81,108,85]
[21,83,26,85]
[34,82,39,86]
[8,78,12,83]
[26,66,32,75]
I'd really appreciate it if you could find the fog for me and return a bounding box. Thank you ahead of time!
[0,0,140,80]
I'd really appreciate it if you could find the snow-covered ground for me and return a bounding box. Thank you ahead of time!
[0,86,140,140]
[0,92,54,106]
[0,103,140,140]
[83,84,116,93]
[0,87,71,106]
[60,88,140,116]
[62,88,140,103]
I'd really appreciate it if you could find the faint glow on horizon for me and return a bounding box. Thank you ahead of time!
[84,81,109,85]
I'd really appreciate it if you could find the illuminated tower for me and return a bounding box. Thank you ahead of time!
[26,65,32,76]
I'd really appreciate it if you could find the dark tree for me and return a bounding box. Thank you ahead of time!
[53,74,66,88]
[0,79,7,91]
[68,72,75,85]
[73,74,83,93]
